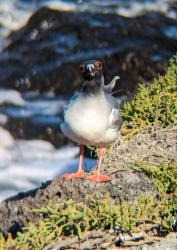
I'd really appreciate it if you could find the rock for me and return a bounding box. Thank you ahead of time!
[0,169,156,237]
[4,116,69,148]
[0,7,176,96]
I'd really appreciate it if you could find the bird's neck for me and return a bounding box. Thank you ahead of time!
[81,78,102,96]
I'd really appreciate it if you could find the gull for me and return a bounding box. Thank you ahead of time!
[61,60,121,182]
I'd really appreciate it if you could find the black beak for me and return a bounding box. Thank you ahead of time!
[83,68,95,80]
[85,64,95,78]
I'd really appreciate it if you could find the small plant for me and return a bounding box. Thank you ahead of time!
[121,54,177,136]
[131,162,177,194]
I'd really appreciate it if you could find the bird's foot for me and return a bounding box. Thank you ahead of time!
[63,171,84,179]
[86,173,111,182]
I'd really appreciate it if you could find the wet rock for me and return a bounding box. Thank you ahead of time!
[0,169,156,237]
[0,7,176,96]
[4,116,69,148]
[0,90,68,146]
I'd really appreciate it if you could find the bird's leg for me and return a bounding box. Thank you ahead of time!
[63,145,84,179]
[86,147,111,182]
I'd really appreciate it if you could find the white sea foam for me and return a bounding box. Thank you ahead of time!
[0,0,35,35]
[5,157,95,182]
[0,156,96,202]
[0,127,14,148]
[0,89,25,106]
[46,0,175,19]
[0,89,66,119]
[0,128,94,201]
[25,98,66,116]
[117,1,169,17]
[5,161,61,182]
[42,0,77,12]
[0,147,12,168]
[0,190,20,202]
[0,0,176,44]
[0,139,96,201]
[0,114,8,125]
[11,140,79,161]
[52,146,79,160]
[14,139,55,152]
[0,173,35,191]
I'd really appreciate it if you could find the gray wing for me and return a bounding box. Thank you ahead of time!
[103,76,120,94]
[103,75,122,129]
[106,94,122,130]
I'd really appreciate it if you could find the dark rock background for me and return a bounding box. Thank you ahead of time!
[1,7,177,96]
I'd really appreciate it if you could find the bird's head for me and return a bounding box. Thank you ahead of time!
[79,60,103,81]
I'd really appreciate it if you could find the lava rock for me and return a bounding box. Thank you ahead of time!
[0,7,176,96]
[0,169,157,237]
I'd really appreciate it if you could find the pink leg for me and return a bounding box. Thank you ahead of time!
[63,145,84,179]
[86,147,111,182]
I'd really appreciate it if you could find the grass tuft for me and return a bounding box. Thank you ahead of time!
[0,193,176,250]
[121,54,177,136]
[131,162,177,195]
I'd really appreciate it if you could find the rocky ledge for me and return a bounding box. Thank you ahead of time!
[0,168,156,237]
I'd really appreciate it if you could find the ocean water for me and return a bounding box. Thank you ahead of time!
[0,0,176,201]
[0,88,98,201]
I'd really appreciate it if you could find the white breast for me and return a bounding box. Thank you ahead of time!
[62,92,116,145]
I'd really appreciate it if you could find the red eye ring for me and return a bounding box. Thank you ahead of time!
[80,64,85,72]
[96,61,102,70]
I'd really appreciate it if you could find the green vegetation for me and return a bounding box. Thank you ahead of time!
[131,162,177,195]
[0,55,176,249]
[0,191,176,250]
[121,54,177,136]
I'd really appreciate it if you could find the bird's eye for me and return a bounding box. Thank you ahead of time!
[80,65,85,72]
[96,61,102,70]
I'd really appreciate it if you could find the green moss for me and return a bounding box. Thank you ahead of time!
[121,54,177,136]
